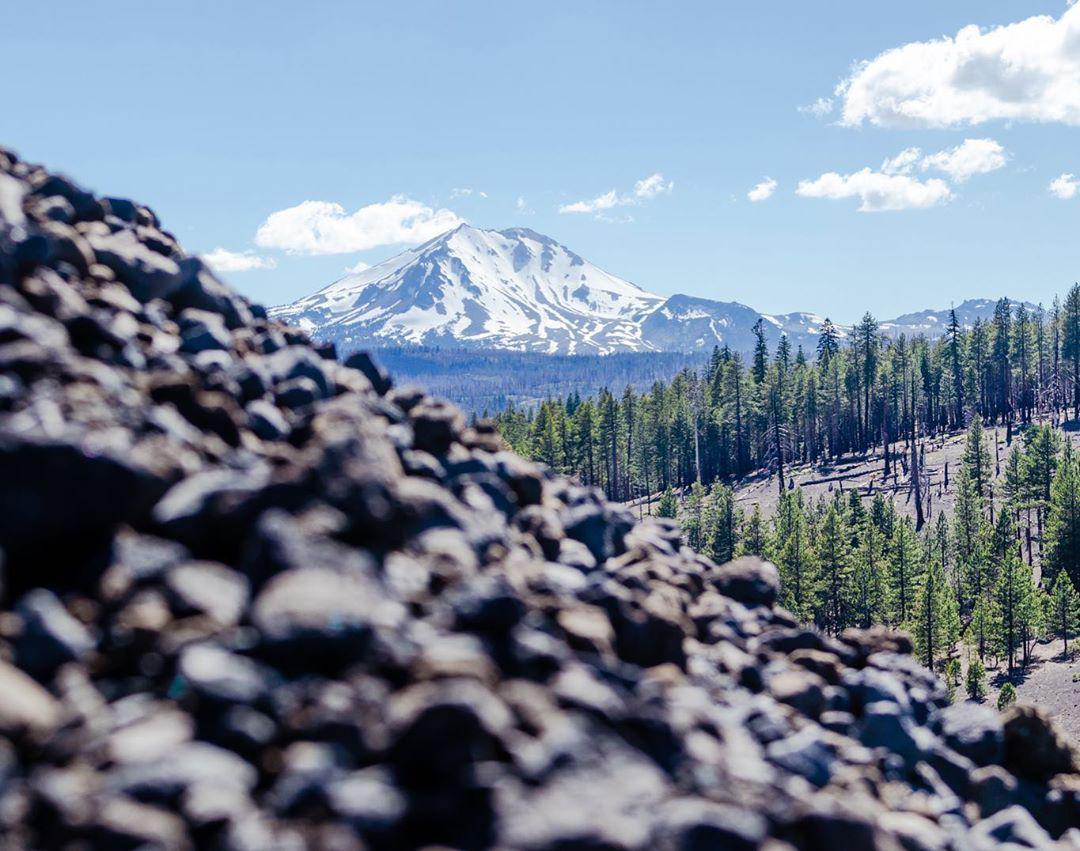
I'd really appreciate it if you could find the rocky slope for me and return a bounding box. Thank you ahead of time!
[0,147,1079,849]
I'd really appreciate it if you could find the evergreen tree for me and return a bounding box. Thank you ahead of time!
[657,487,678,519]
[966,654,987,700]
[707,483,738,564]
[887,518,921,627]
[995,547,1033,673]
[740,503,766,556]
[773,490,817,622]
[1045,571,1080,658]
[962,416,992,503]
[911,549,960,669]
[1046,447,1080,590]
[816,504,852,635]
[852,518,886,628]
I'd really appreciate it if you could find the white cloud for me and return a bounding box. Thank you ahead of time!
[1050,172,1080,199]
[633,173,674,199]
[343,260,371,275]
[560,189,620,214]
[879,139,1007,182]
[254,197,463,255]
[202,248,277,272]
[450,187,487,199]
[747,177,778,202]
[798,97,834,118]
[881,147,923,176]
[515,195,534,216]
[920,138,1007,182]
[797,169,953,212]
[836,6,1080,127]
[559,173,673,217]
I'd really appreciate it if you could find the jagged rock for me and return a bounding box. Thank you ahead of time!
[0,659,62,735]
[1002,705,1077,782]
[938,702,1004,768]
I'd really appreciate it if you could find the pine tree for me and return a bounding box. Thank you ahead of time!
[887,518,921,627]
[740,504,766,556]
[817,504,852,635]
[995,547,1032,673]
[997,682,1017,711]
[773,490,817,622]
[707,483,738,564]
[752,319,769,385]
[911,550,960,669]
[852,518,886,628]
[962,416,992,503]
[681,480,707,550]
[1046,447,1080,590]
[966,653,987,700]
[1045,571,1080,658]
[657,487,678,519]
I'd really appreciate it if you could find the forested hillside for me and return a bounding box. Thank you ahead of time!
[497,291,1080,683]
[370,347,705,414]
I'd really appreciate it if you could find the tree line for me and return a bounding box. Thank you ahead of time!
[665,418,1080,679]
[496,290,1080,678]
[497,290,1080,516]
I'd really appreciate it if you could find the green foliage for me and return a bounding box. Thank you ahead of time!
[1047,447,1080,592]
[945,658,962,702]
[1045,571,1080,656]
[966,654,987,700]
[911,551,960,669]
[816,503,853,635]
[997,681,1017,711]
[656,487,678,519]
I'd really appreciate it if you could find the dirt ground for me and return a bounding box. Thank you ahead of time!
[728,423,1080,742]
[980,640,1080,743]
[732,428,1018,525]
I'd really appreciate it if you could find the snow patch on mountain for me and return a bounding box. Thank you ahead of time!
[272,226,1037,357]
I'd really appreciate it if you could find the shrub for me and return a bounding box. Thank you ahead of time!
[997,682,1017,711]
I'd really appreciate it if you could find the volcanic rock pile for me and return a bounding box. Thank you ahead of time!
[0,147,1077,850]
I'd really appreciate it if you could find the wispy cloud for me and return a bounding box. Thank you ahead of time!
[747,177,778,202]
[798,97,834,118]
[450,187,487,199]
[559,172,673,218]
[833,5,1080,127]
[515,195,535,216]
[254,197,463,255]
[202,248,277,272]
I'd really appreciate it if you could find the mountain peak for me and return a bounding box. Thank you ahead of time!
[272,225,663,354]
[270,229,1030,357]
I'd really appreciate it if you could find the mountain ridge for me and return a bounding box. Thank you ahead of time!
[270,224,1039,356]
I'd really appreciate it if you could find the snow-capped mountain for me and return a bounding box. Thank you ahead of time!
[272,225,663,355]
[271,225,1030,356]
[879,298,1039,337]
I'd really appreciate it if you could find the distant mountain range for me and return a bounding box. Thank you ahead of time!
[270,224,1034,356]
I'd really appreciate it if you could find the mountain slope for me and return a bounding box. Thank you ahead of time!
[272,225,663,355]
[271,225,1035,356]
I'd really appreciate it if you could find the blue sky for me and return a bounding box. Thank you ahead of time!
[2,1,1078,323]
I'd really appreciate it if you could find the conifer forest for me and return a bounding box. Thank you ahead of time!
[497,292,1080,680]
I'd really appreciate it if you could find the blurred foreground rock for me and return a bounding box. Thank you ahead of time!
[0,147,1078,849]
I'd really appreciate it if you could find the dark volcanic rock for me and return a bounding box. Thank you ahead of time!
[0,147,1076,849]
